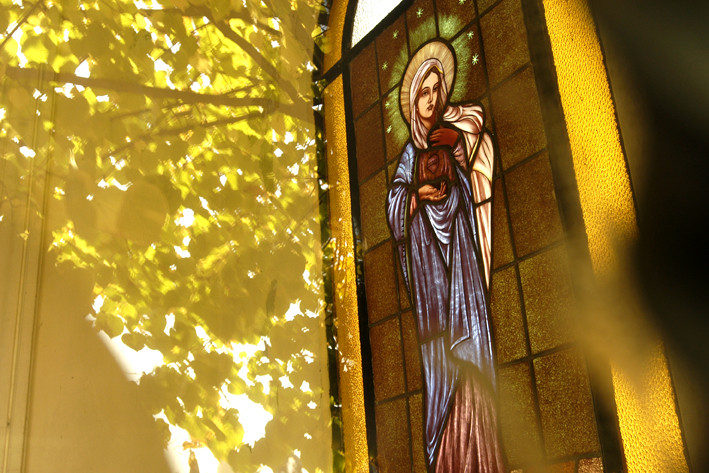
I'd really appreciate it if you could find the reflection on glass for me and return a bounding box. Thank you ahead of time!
[0,1,333,472]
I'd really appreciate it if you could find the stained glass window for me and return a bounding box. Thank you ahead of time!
[333,0,619,471]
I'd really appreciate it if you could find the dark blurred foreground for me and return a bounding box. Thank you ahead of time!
[589,1,709,470]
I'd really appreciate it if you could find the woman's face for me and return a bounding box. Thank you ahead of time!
[417,71,440,122]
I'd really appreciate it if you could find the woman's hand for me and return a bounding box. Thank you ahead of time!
[429,127,460,148]
[418,182,448,202]
[411,183,447,215]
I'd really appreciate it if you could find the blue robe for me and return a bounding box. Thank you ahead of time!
[386,142,496,466]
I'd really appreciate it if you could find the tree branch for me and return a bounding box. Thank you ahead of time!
[155,111,263,137]
[103,111,264,158]
[138,7,283,38]
[5,65,310,122]
[260,0,314,55]
[210,20,300,103]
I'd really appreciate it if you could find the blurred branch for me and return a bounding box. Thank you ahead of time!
[138,7,283,38]
[4,65,310,121]
[210,20,300,103]
[154,111,263,137]
[103,111,264,158]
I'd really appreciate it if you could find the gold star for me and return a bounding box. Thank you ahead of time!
[382,61,388,71]
[467,31,474,40]
[386,125,393,134]
[416,7,423,17]
[393,30,399,39]
[459,0,466,4]
[472,53,479,65]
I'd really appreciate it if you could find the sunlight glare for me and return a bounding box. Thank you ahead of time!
[164,313,176,336]
[19,146,36,158]
[176,208,195,227]
[75,60,90,78]
[11,27,27,67]
[219,385,273,446]
[284,301,301,321]
[156,410,227,473]
[92,294,105,313]
[97,330,164,382]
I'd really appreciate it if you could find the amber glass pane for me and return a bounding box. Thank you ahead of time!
[355,105,387,181]
[491,67,547,169]
[401,310,423,391]
[407,0,437,52]
[534,349,600,458]
[350,42,381,118]
[450,24,487,102]
[369,317,406,400]
[498,362,544,466]
[437,0,476,39]
[519,246,575,354]
[578,457,604,472]
[480,0,530,87]
[375,398,412,473]
[382,89,409,162]
[363,240,399,323]
[505,153,563,256]
[359,171,391,250]
[409,393,428,472]
[491,179,514,269]
[377,16,410,93]
[490,266,528,363]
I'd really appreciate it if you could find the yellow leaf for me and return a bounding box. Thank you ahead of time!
[22,35,49,64]
[117,179,170,245]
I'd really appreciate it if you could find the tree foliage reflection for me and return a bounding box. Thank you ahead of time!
[0,0,333,471]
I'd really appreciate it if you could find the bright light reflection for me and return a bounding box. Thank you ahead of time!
[11,26,27,67]
[92,294,105,313]
[155,410,234,473]
[97,330,163,382]
[279,375,294,389]
[176,208,195,227]
[19,146,36,158]
[219,385,273,446]
[284,301,301,321]
[98,322,276,470]
[164,313,175,335]
[174,246,191,258]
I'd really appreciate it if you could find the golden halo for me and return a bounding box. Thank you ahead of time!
[400,40,455,124]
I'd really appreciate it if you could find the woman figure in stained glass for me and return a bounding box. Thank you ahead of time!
[386,40,504,472]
